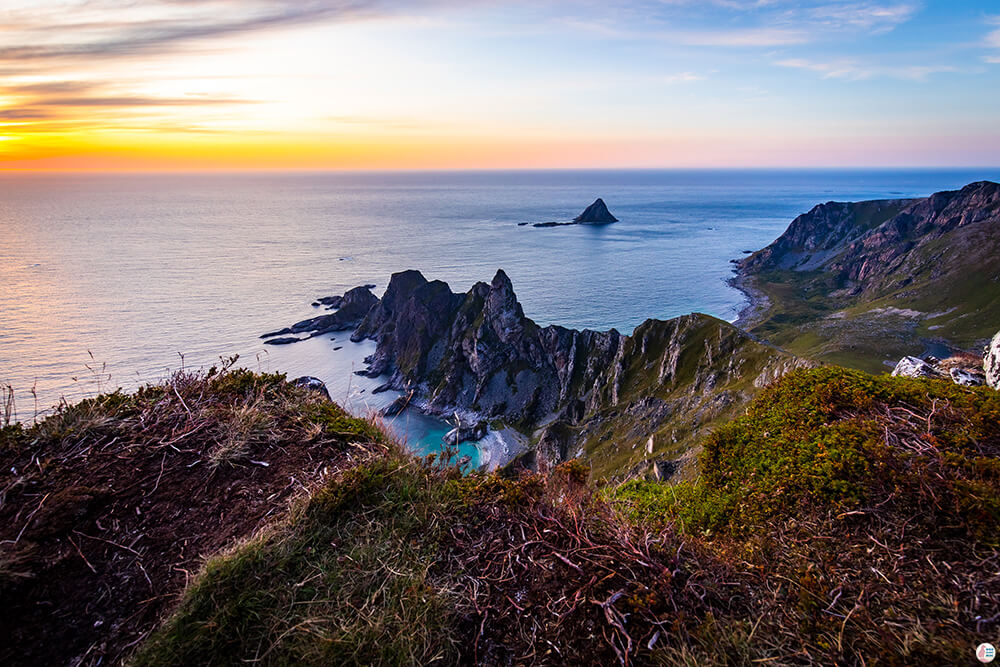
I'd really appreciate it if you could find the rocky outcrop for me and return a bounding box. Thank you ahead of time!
[352,269,623,426]
[987,331,1000,390]
[263,286,378,341]
[573,198,618,224]
[740,182,1000,288]
[531,198,619,227]
[891,354,985,386]
[291,376,331,400]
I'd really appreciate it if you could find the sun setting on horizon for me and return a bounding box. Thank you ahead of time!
[1,0,999,170]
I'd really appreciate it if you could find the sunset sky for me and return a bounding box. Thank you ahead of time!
[0,0,998,170]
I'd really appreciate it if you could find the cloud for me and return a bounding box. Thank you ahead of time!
[0,107,53,120]
[0,1,388,65]
[33,95,258,107]
[672,27,808,46]
[551,1,918,50]
[985,17,1000,63]
[660,72,705,83]
[776,57,955,81]
[801,2,918,33]
[987,17,1000,49]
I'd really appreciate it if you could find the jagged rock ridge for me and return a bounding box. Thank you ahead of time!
[338,269,804,477]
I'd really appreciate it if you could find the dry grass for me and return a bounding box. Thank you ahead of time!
[0,364,388,667]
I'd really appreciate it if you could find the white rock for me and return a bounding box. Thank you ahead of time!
[891,356,940,379]
[950,368,984,387]
[986,331,1000,390]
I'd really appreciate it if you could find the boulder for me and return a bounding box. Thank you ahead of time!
[891,356,942,379]
[290,376,331,400]
[381,391,413,417]
[443,417,488,447]
[950,368,984,387]
[986,331,1000,390]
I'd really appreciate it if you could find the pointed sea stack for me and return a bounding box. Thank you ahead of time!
[573,198,618,224]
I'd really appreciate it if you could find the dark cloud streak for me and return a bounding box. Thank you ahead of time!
[0,1,379,63]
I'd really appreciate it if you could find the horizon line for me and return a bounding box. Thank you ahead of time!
[2,165,999,175]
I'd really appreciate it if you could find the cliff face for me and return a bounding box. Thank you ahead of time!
[743,181,1000,295]
[736,181,1000,370]
[346,269,805,478]
[352,269,623,426]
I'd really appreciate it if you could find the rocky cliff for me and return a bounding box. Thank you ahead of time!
[343,269,805,479]
[352,269,622,428]
[736,181,1000,370]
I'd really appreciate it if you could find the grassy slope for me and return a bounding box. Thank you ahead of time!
[135,367,1000,665]
[741,197,1000,372]
[613,367,1000,663]
[572,314,807,481]
[136,455,743,666]
[0,368,387,667]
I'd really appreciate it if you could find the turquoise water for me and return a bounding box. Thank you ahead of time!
[2,169,997,460]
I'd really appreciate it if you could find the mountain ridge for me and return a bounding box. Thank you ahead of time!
[735,180,1000,370]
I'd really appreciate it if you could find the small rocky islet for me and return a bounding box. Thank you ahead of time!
[518,197,620,227]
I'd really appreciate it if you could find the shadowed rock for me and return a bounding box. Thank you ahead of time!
[262,285,378,340]
[573,198,618,224]
[530,198,619,227]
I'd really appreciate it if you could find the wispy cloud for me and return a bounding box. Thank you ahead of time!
[660,72,705,83]
[553,1,917,49]
[985,16,1000,62]
[800,2,918,33]
[987,18,1000,49]
[0,1,410,135]
[776,57,955,81]
[0,1,391,66]
[673,27,809,47]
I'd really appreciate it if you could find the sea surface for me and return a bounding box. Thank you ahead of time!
[2,169,997,462]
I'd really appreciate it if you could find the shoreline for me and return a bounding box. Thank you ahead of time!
[404,395,527,471]
[727,264,770,331]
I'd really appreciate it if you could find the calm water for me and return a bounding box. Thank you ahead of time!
[2,169,997,458]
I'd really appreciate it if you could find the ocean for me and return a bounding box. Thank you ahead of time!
[2,169,997,461]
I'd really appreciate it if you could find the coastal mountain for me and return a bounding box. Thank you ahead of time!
[736,180,1000,371]
[275,268,807,479]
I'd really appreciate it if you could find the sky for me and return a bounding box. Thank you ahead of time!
[0,0,998,170]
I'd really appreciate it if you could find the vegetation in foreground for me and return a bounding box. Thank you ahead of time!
[614,367,1000,663]
[3,366,999,665]
[0,364,387,667]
